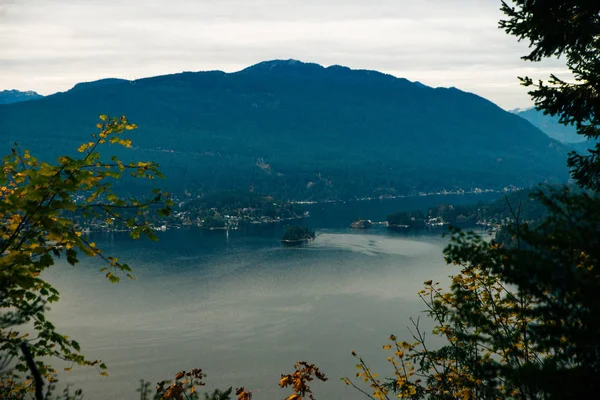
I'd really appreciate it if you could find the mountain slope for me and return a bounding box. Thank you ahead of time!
[0,89,43,104]
[512,107,583,143]
[0,60,569,200]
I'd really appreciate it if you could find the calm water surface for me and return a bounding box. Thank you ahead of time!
[47,194,496,399]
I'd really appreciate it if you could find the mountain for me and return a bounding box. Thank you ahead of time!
[0,89,43,104]
[0,60,570,200]
[70,78,130,93]
[512,107,599,156]
[512,107,583,143]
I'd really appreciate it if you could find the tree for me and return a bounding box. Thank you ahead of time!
[499,0,600,189]
[497,1,600,395]
[347,1,600,399]
[204,387,233,400]
[345,235,543,399]
[0,115,171,398]
[281,226,316,243]
[279,361,327,400]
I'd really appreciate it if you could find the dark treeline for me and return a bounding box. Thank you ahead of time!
[281,226,315,243]
[386,186,562,229]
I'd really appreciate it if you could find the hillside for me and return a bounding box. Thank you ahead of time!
[0,60,570,200]
[0,89,43,104]
[512,107,599,155]
[512,107,583,143]
[387,187,551,229]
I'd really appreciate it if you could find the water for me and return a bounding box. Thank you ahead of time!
[45,193,497,399]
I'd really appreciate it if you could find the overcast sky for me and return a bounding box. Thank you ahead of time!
[0,0,569,109]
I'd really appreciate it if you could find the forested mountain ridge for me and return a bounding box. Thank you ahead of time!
[0,60,569,200]
[512,107,598,156]
[512,107,583,143]
[0,89,43,104]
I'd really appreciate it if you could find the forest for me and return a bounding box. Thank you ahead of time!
[386,186,558,229]
[0,55,570,201]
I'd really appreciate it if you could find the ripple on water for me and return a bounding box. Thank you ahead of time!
[46,229,452,400]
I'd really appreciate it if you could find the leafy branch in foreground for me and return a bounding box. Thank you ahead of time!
[344,2,600,398]
[279,361,327,400]
[139,368,251,400]
[0,115,172,397]
[145,361,327,400]
[344,241,541,400]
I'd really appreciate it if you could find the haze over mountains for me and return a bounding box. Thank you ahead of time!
[512,107,598,156]
[0,60,570,200]
[0,90,43,104]
[512,107,582,143]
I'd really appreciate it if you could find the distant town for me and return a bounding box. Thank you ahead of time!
[73,186,518,234]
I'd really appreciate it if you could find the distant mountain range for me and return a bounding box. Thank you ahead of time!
[511,107,582,143]
[0,60,570,200]
[0,89,43,104]
[512,107,597,154]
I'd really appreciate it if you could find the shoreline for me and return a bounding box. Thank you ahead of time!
[78,189,511,234]
[280,239,314,244]
[79,214,309,234]
[291,187,518,205]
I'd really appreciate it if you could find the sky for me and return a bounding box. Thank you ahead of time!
[0,0,569,109]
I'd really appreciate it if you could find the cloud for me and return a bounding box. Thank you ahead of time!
[0,0,568,108]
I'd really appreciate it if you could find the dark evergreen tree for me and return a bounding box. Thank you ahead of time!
[350,3,600,399]
[440,1,600,397]
[500,0,600,189]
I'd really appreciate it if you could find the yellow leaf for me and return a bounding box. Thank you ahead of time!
[99,115,107,121]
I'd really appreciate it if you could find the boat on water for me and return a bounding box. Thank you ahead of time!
[351,219,373,229]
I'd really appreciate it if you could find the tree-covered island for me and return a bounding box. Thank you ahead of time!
[281,226,316,244]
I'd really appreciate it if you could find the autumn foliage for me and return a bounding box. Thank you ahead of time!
[279,361,327,400]
[0,115,171,398]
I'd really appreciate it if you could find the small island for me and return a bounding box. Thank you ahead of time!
[281,226,316,245]
[351,219,373,229]
[386,211,426,229]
